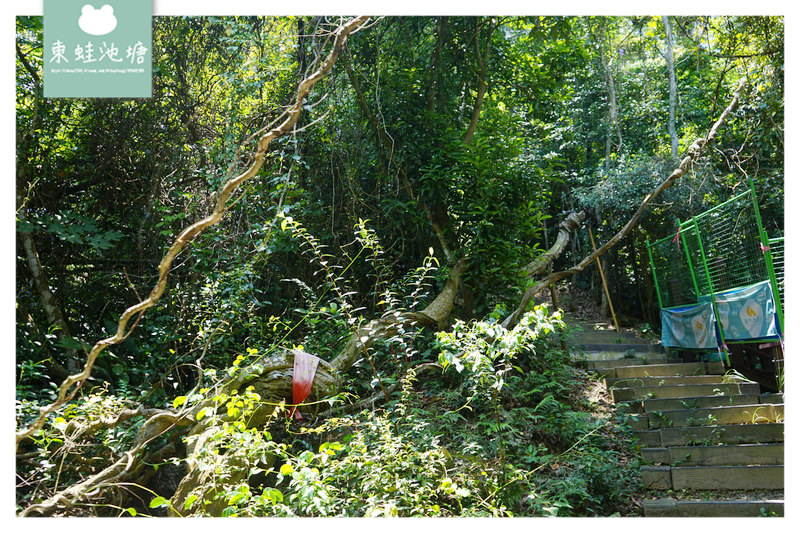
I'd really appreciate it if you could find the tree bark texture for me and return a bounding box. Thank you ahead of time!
[663,16,679,158]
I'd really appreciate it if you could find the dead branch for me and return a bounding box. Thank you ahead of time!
[502,78,747,328]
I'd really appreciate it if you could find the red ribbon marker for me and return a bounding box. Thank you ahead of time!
[759,242,771,254]
[289,349,320,420]
[672,227,682,248]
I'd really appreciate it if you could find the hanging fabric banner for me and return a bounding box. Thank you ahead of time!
[709,280,779,341]
[661,302,719,349]
[290,349,320,420]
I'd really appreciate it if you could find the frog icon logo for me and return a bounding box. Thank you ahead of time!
[78,4,118,36]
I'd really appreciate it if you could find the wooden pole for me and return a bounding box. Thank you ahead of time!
[589,225,620,332]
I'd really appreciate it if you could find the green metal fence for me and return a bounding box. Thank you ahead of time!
[684,190,768,294]
[646,230,697,309]
[646,181,783,346]
[769,237,784,308]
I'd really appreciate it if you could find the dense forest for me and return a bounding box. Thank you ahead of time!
[16,15,783,516]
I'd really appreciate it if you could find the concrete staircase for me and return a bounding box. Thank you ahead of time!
[569,318,784,517]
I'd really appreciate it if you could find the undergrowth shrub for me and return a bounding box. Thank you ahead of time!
[164,306,639,517]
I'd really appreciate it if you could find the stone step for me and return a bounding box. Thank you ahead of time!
[564,322,640,337]
[643,498,784,517]
[607,375,724,389]
[584,356,669,368]
[639,394,762,413]
[760,393,785,405]
[625,414,650,431]
[567,325,641,336]
[642,465,783,490]
[647,404,784,429]
[634,423,784,447]
[611,382,760,402]
[605,361,724,379]
[641,443,784,466]
[574,342,663,353]
[568,333,651,345]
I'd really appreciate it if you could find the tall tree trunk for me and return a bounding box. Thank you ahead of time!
[663,15,679,158]
[19,231,70,339]
[18,228,78,375]
[15,42,79,375]
[599,44,622,169]
[427,17,447,113]
[463,18,495,145]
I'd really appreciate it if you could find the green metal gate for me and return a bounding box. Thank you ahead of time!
[646,181,783,361]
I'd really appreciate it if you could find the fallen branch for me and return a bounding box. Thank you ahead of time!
[503,78,747,328]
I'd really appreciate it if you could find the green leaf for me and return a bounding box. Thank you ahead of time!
[125,507,137,516]
[227,492,246,506]
[56,336,85,351]
[184,494,198,509]
[262,488,284,503]
[149,496,169,508]
[172,396,187,408]
[279,463,293,476]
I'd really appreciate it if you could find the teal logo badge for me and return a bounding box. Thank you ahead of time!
[43,1,152,98]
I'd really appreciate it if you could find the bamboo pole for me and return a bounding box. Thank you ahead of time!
[589,225,620,332]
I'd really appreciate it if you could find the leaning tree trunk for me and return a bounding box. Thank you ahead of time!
[522,211,585,278]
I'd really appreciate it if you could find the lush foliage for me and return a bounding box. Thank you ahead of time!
[130,309,638,517]
[16,15,782,517]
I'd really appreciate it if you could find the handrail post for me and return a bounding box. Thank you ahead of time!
[589,225,620,333]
